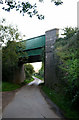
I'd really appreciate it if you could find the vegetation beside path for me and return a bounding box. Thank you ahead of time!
[34,74,44,80]
[41,85,79,119]
[24,77,34,84]
[41,27,79,119]
[1,82,21,92]
[1,77,34,92]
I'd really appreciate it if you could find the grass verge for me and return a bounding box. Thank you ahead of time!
[41,85,79,119]
[0,83,2,92]
[0,77,34,92]
[24,77,34,84]
[34,75,44,80]
[1,82,22,92]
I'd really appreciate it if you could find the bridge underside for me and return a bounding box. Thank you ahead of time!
[19,47,44,64]
[19,55,42,64]
[27,55,42,63]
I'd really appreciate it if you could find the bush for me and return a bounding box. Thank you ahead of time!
[2,41,20,82]
[2,81,21,91]
[1,22,27,82]
[55,28,79,109]
[2,40,27,82]
[24,63,34,79]
[35,62,44,80]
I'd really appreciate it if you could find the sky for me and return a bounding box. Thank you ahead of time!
[0,0,79,71]
[0,0,79,38]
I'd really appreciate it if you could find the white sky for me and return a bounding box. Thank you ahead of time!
[0,0,78,38]
[0,0,79,71]
[30,62,42,72]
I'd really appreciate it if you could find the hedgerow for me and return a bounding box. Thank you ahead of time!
[55,27,79,109]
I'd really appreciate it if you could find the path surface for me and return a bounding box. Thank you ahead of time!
[28,76,44,85]
[2,77,61,118]
[2,89,19,112]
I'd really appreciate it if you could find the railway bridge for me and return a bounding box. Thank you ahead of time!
[14,28,59,87]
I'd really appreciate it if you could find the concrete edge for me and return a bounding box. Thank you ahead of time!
[39,86,68,120]
[45,28,59,33]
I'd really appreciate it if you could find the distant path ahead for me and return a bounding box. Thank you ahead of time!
[28,76,44,85]
[3,78,61,118]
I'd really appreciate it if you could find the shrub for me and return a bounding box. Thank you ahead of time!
[24,63,34,79]
[55,28,79,109]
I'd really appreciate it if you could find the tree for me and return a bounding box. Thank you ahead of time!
[0,0,63,20]
[55,28,79,109]
[2,41,20,81]
[62,27,78,39]
[0,19,23,46]
[24,63,34,79]
[1,20,27,82]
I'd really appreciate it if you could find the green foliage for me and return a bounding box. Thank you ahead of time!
[0,0,44,20]
[24,77,34,84]
[2,41,20,81]
[1,20,27,82]
[38,63,44,77]
[35,62,44,80]
[2,81,21,91]
[24,63,34,80]
[39,0,63,5]
[0,0,63,20]
[0,83,2,92]
[34,74,44,80]
[35,48,45,80]
[62,27,78,39]
[2,40,27,82]
[53,0,63,6]
[55,27,79,109]
[42,85,79,118]
[0,19,21,45]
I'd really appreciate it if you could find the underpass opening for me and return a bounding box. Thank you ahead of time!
[31,62,44,81]
[24,61,44,86]
[20,34,45,85]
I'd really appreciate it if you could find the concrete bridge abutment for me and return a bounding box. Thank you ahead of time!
[45,29,59,88]
[13,64,25,84]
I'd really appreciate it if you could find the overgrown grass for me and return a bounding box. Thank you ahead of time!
[24,77,34,84]
[1,77,34,92]
[2,82,21,92]
[34,74,44,80]
[41,85,79,119]
[0,83,2,92]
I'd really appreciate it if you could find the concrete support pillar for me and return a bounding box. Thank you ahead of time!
[77,2,79,28]
[45,29,59,88]
[13,64,25,84]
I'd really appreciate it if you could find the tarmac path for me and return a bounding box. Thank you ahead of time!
[2,77,62,119]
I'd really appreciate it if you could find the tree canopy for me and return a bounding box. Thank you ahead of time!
[24,63,34,79]
[1,19,27,82]
[0,0,63,20]
[0,19,22,46]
